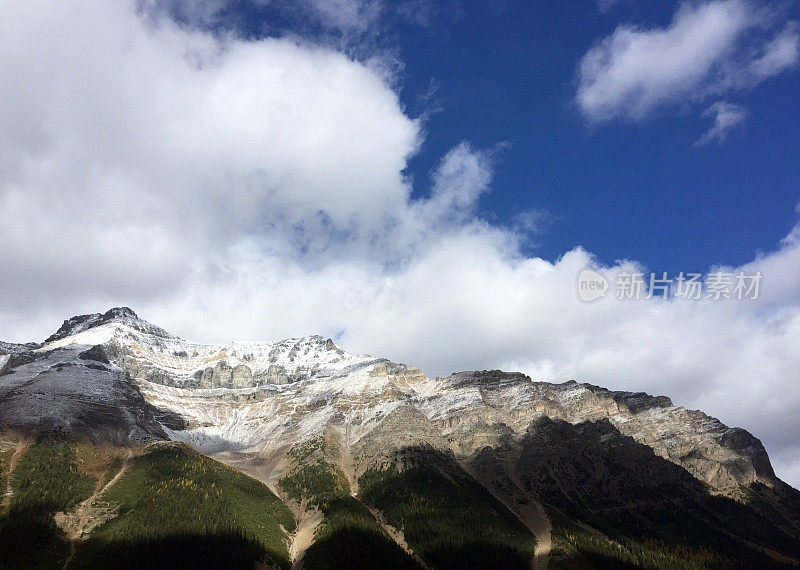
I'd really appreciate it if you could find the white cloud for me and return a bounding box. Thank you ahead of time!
[694,100,747,145]
[420,142,494,224]
[1,1,799,488]
[301,0,384,36]
[576,0,799,123]
[0,1,419,300]
[748,21,800,77]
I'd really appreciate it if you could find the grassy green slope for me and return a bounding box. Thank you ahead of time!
[278,438,422,570]
[0,436,95,569]
[279,439,350,508]
[72,443,295,569]
[303,496,423,570]
[358,446,537,570]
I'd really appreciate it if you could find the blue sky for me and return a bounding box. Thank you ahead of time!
[1,1,800,484]
[180,0,800,273]
[391,0,796,275]
[396,0,800,273]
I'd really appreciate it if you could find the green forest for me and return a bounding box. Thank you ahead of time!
[0,436,295,570]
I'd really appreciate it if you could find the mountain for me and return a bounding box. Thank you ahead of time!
[1,308,799,569]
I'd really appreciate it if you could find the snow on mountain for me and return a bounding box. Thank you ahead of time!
[0,308,781,494]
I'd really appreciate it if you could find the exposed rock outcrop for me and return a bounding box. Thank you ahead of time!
[0,310,788,499]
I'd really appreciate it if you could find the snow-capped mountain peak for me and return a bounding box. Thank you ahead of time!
[44,307,174,347]
[39,309,385,391]
[0,308,784,498]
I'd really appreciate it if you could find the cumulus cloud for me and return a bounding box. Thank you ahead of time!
[576,0,799,123]
[0,1,418,301]
[694,100,747,145]
[1,1,799,487]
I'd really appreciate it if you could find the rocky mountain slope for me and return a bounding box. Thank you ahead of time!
[1,308,799,569]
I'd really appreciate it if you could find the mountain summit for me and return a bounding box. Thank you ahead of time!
[1,309,799,569]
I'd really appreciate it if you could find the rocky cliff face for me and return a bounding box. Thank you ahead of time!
[0,308,780,495]
[0,341,166,444]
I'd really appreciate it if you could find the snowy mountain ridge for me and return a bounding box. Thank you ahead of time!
[0,308,782,497]
[40,307,374,385]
